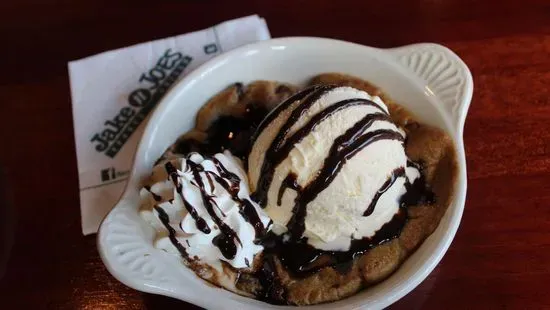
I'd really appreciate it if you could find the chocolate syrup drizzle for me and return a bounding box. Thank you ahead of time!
[153,205,190,260]
[364,167,405,216]
[251,85,322,143]
[252,86,390,208]
[247,86,435,303]
[277,173,300,206]
[285,125,405,241]
[156,84,436,304]
[206,157,268,238]
[270,209,408,277]
[188,160,242,259]
[165,162,211,234]
[251,85,404,239]
[144,185,162,202]
[160,157,269,261]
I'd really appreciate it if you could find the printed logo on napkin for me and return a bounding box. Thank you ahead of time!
[90,50,192,158]
[68,15,270,235]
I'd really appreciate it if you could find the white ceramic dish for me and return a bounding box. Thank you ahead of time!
[98,37,472,309]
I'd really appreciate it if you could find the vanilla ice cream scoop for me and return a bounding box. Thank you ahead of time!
[140,151,272,269]
[248,85,420,251]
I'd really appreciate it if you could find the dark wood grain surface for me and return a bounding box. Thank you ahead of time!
[1,0,550,308]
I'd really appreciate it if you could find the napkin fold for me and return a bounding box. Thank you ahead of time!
[68,15,271,235]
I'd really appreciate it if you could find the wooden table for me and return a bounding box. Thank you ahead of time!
[1,0,549,308]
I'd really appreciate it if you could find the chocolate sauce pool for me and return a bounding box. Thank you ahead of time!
[165,84,436,304]
[174,103,269,161]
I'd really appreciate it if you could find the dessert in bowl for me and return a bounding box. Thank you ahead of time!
[98,37,472,309]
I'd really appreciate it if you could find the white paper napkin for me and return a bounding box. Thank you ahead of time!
[69,15,271,235]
